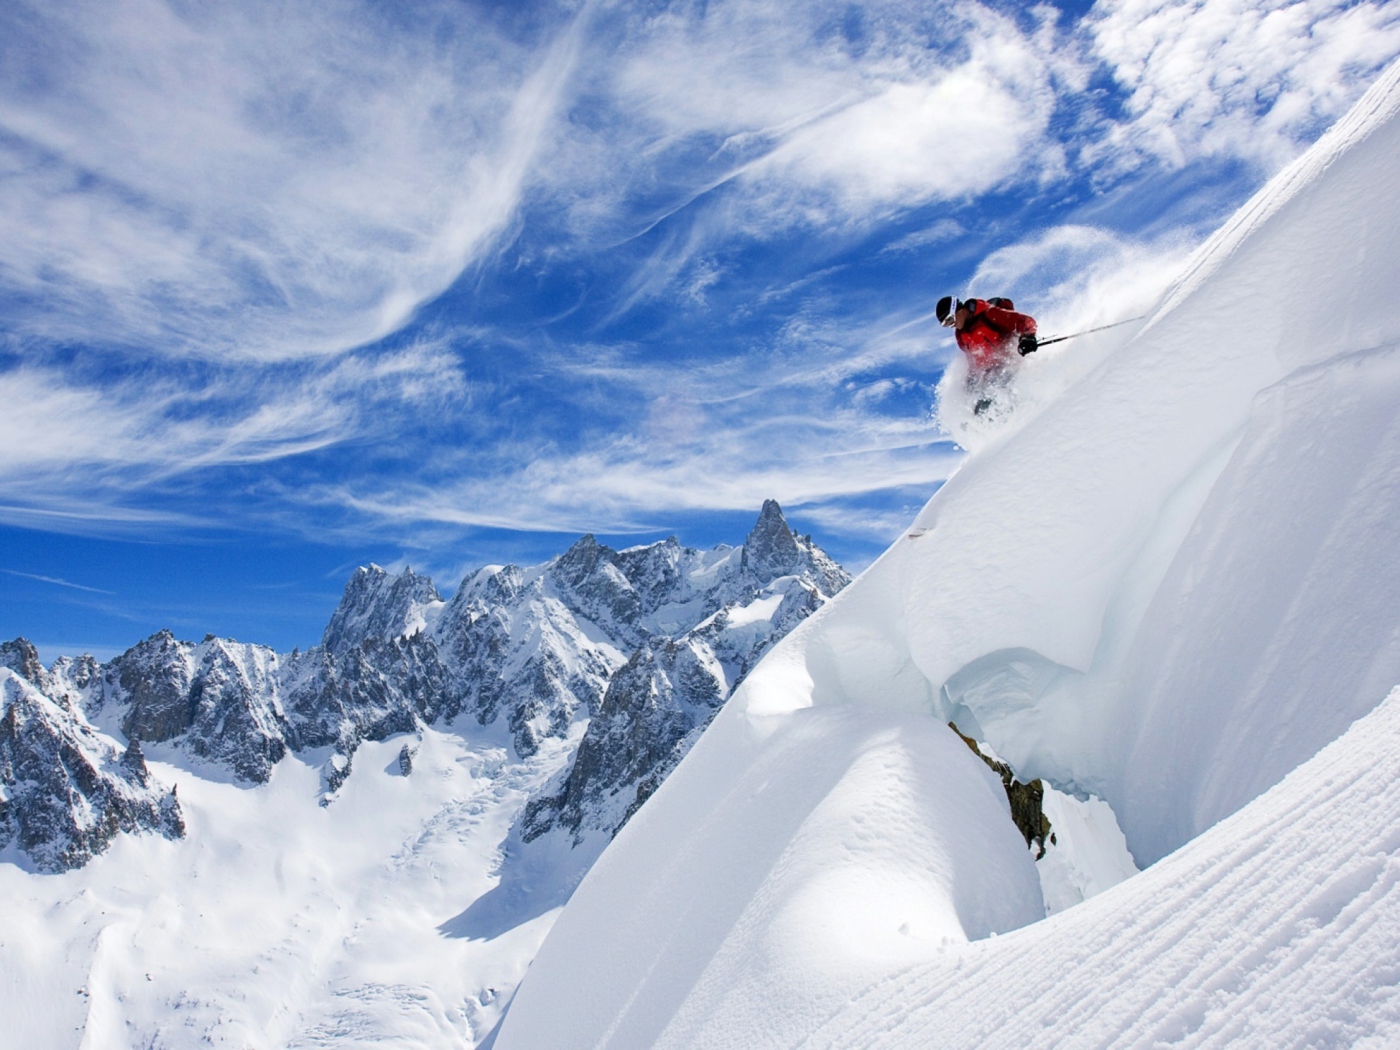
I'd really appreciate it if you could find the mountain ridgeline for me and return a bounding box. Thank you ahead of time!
[0,501,848,871]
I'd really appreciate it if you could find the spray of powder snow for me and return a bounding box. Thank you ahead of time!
[934,338,1107,451]
[934,226,1193,451]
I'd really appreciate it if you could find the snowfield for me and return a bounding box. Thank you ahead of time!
[495,58,1400,1049]
[1,725,559,1048]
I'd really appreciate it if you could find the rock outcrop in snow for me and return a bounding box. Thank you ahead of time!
[1,658,184,873]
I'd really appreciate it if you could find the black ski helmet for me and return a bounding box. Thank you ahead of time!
[936,295,955,324]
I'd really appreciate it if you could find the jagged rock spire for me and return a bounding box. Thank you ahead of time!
[741,499,802,581]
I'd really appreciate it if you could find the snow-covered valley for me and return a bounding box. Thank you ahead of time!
[0,504,852,1047]
[2,729,561,1046]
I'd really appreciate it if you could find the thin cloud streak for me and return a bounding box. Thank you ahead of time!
[2,569,116,595]
[0,340,468,530]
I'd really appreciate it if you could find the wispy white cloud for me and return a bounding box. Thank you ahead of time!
[321,433,963,537]
[0,0,580,361]
[298,313,963,540]
[882,219,967,254]
[555,0,1080,260]
[4,0,1399,551]
[747,9,1064,215]
[0,339,468,528]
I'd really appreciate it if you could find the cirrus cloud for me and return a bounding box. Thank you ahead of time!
[0,0,580,362]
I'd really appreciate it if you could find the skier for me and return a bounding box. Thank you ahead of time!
[936,295,1039,414]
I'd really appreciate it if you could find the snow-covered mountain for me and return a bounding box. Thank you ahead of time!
[525,501,849,843]
[0,502,847,1046]
[1,640,184,873]
[493,60,1400,1049]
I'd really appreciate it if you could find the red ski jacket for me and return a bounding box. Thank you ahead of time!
[955,299,1037,371]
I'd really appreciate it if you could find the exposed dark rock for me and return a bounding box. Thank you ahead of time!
[109,630,197,743]
[321,749,354,800]
[0,638,47,690]
[0,670,183,873]
[182,641,289,782]
[614,537,686,620]
[741,498,804,580]
[47,653,101,710]
[283,632,445,754]
[398,743,416,776]
[524,640,718,842]
[106,634,289,783]
[434,563,615,754]
[949,722,1053,858]
[552,536,643,646]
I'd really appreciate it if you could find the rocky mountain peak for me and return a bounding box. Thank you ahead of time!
[524,501,851,847]
[109,631,197,741]
[741,499,802,580]
[551,535,642,638]
[322,564,442,656]
[0,638,46,691]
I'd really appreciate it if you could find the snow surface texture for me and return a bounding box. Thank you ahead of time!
[496,59,1400,1049]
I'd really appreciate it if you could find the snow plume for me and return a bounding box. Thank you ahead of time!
[934,224,1191,452]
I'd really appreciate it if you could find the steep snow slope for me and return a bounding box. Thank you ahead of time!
[792,683,1400,1049]
[496,59,1400,1049]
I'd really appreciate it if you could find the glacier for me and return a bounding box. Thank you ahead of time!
[494,59,1400,1049]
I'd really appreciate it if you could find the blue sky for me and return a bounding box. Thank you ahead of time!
[3,0,1399,658]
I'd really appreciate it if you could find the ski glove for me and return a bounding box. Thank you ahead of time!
[1018,334,1038,356]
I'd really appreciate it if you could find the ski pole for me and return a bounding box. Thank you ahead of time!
[1036,315,1146,348]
